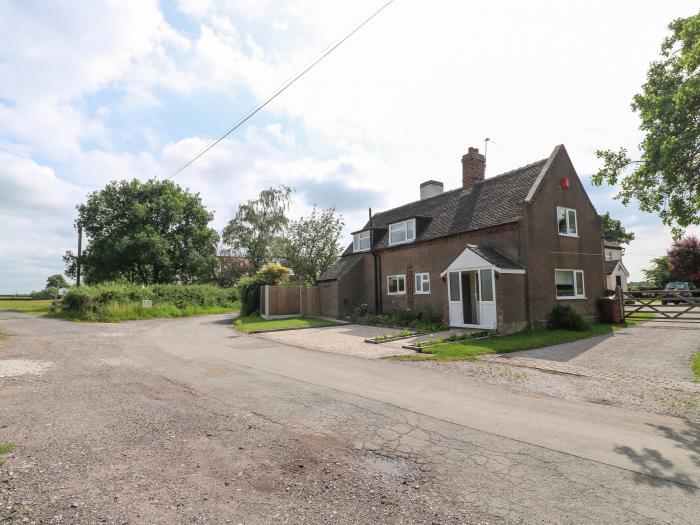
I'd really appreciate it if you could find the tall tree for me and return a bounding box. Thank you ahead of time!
[279,207,344,283]
[222,186,293,271]
[642,256,679,288]
[64,179,219,285]
[593,11,700,237]
[46,274,69,289]
[600,212,636,245]
[667,235,700,284]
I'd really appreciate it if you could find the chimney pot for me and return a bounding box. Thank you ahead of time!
[462,146,485,189]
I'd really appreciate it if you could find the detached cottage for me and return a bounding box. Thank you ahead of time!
[318,145,606,333]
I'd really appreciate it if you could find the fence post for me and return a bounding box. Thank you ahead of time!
[615,285,624,321]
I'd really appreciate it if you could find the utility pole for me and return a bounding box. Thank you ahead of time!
[76,225,83,287]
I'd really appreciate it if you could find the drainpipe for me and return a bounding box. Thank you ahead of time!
[369,207,382,315]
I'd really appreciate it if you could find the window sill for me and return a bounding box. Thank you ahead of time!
[387,292,406,296]
[388,239,415,247]
[558,233,580,238]
[353,248,370,253]
[415,291,430,295]
[556,296,587,300]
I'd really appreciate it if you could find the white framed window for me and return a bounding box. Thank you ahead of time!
[353,230,371,252]
[387,274,406,295]
[555,269,585,299]
[557,207,578,236]
[388,219,416,246]
[415,272,430,294]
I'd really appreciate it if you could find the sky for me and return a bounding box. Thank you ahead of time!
[1,0,698,293]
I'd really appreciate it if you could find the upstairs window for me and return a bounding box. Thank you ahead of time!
[415,273,430,294]
[389,219,416,246]
[557,207,577,236]
[555,269,585,299]
[353,230,371,252]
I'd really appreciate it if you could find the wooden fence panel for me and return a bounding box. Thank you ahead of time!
[262,285,321,318]
[301,286,321,316]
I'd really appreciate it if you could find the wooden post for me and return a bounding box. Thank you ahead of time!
[76,224,83,287]
[615,285,624,321]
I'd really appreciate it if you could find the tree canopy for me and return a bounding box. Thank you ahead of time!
[593,12,700,237]
[64,179,219,285]
[222,186,293,271]
[600,212,635,245]
[279,207,344,283]
[46,274,69,289]
[667,235,700,284]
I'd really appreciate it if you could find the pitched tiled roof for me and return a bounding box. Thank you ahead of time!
[318,253,363,282]
[342,158,548,254]
[605,260,620,275]
[468,245,524,270]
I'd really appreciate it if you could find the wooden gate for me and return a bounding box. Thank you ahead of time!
[620,286,700,322]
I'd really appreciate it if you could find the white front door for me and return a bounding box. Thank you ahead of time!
[446,268,497,329]
[447,271,463,327]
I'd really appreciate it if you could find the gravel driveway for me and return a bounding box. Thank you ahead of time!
[256,324,414,358]
[510,319,699,382]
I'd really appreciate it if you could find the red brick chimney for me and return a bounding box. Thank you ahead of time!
[462,147,485,189]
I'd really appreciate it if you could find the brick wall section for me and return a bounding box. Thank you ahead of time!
[406,265,414,310]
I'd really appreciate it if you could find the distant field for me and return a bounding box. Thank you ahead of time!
[0,299,52,315]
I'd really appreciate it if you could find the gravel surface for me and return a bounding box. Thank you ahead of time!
[0,359,52,378]
[1,315,698,524]
[257,324,414,358]
[407,360,700,422]
[509,320,699,382]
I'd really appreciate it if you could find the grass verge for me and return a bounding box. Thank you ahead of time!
[0,299,52,316]
[234,315,339,334]
[391,314,653,362]
[693,351,700,382]
[56,301,240,322]
[0,443,15,467]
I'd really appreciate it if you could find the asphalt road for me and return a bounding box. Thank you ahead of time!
[1,313,699,524]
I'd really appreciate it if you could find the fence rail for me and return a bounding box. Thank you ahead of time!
[621,288,700,321]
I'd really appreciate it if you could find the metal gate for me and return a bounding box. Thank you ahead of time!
[620,286,700,322]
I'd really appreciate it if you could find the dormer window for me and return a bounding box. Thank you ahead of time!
[353,230,371,252]
[388,219,416,246]
[557,207,577,236]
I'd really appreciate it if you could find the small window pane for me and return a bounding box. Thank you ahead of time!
[398,276,405,292]
[406,220,414,240]
[449,272,460,301]
[388,276,398,293]
[390,224,406,244]
[575,271,584,296]
[415,273,429,293]
[568,209,577,234]
[480,269,494,301]
[557,208,567,234]
[555,270,575,297]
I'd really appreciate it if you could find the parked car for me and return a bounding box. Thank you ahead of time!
[661,282,698,304]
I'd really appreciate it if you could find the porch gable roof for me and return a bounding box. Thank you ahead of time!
[440,244,526,277]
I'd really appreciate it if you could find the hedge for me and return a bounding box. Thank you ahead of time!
[62,283,237,314]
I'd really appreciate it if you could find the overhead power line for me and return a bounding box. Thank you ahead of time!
[165,0,397,180]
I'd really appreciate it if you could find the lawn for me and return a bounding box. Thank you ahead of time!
[693,351,700,382]
[392,315,653,362]
[0,299,52,316]
[234,315,339,334]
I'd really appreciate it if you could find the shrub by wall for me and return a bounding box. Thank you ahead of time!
[546,304,590,331]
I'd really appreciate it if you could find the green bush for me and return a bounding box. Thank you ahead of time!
[29,287,58,299]
[547,304,590,331]
[62,283,237,317]
[236,263,293,316]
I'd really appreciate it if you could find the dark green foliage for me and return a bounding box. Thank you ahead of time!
[643,255,683,288]
[29,287,57,300]
[593,12,700,236]
[600,212,635,245]
[345,305,446,333]
[547,304,590,331]
[65,179,219,285]
[46,274,70,289]
[62,283,236,315]
[236,263,293,316]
